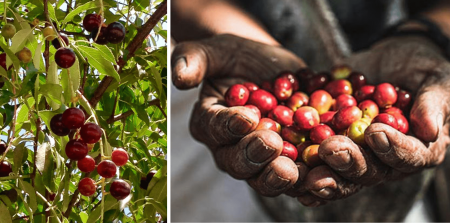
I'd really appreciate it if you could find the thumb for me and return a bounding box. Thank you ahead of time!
[410,76,449,142]
[171,34,306,90]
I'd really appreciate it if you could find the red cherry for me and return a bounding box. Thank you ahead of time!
[78,177,97,196]
[65,139,88,160]
[333,94,357,111]
[296,68,315,92]
[394,89,412,110]
[286,92,309,112]
[244,105,261,120]
[77,155,96,173]
[324,79,353,98]
[62,108,85,129]
[293,106,320,131]
[111,148,129,167]
[310,124,335,144]
[225,84,249,107]
[268,105,294,126]
[281,141,298,161]
[354,85,375,102]
[319,111,336,125]
[393,113,409,134]
[281,126,308,145]
[242,82,259,92]
[358,100,379,119]
[0,141,7,154]
[347,71,366,90]
[306,72,330,93]
[255,118,281,134]
[246,89,278,115]
[383,107,403,115]
[331,106,362,130]
[273,77,293,101]
[50,114,70,136]
[309,90,333,114]
[296,141,313,162]
[97,160,117,178]
[55,48,76,68]
[373,83,397,108]
[140,171,156,190]
[91,26,108,45]
[279,72,300,92]
[52,35,69,49]
[83,14,102,32]
[0,160,12,177]
[80,123,102,144]
[372,113,398,129]
[106,22,126,44]
[110,179,131,200]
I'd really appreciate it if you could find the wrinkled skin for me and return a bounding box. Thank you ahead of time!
[171,34,450,206]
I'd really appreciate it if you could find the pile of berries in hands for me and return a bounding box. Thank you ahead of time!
[225,65,412,168]
[83,14,126,45]
[50,108,131,200]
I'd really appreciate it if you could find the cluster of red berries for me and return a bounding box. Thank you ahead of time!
[225,66,412,167]
[83,14,126,45]
[0,141,12,178]
[50,107,131,200]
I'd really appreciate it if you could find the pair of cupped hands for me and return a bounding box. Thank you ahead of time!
[171,34,450,206]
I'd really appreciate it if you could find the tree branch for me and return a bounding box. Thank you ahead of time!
[106,99,160,124]
[88,0,167,107]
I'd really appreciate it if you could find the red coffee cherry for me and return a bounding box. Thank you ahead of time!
[373,83,397,108]
[268,105,294,126]
[77,155,96,173]
[62,108,85,129]
[80,123,102,144]
[65,139,88,160]
[55,48,76,68]
[246,89,278,115]
[272,77,293,101]
[50,114,70,136]
[110,179,131,200]
[78,177,97,196]
[372,113,398,129]
[293,106,320,131]
[310,124,335,144]
[281,141,298,161]
[332,106,362,130]
[83,14,102,32]
[225,84,249,107]
[97,160,117,178]
[111,148,129,167]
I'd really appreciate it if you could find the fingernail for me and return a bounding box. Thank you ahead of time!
[324,150,353,171]
[246,138,276,163]
[227,114,253,136]
[173,57,186,72]
[311,187,334,199]
[265,169,291,190]
[368,132,390,153]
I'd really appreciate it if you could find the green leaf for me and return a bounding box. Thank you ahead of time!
[67,57,81,100]
[0,41,20,71]
[36,142,52,173]
[0,202,12,223]
[0,90,14,107]
[86,196,119,223]
[92,43,116,64]
[62,1,98,24]
[146,198,167,220]
[33,41,43,70]
[40,84,64,107]
[47,3,58,24]
[13,142,28,173]
[14,105,29,135]
[10,28,33,53]
[77,45,120,82]
[18,180,38,212]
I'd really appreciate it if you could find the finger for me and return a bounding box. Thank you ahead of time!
[297,193,327,207]
[189,97,260,148]
[172,34,306,89]
[285,162,310,197]
[304,165,362,200]
[410,79,449,142]
[214,129,283,179]
[365,123,447,172]
[318,135,390,186]
[247,156,298,197]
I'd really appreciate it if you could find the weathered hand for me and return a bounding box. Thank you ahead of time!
[292,36,450,206]
[172,34,307,196]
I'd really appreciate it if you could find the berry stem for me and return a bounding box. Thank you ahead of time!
[0,174,30,181]
[36,191,62,223]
